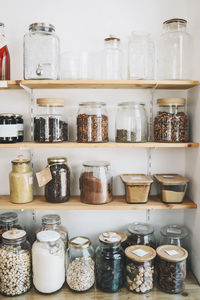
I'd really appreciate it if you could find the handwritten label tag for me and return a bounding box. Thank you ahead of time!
[0,81,8,88]
[167,228,181,234]
[36,167,52,187]
[72,237,88,245]
[133,249,149,257]
[165,250,179,256]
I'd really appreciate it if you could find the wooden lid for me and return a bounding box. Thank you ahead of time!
[109,231,127,243]
[69,236,91,249]
[154,174,189,185]
[37,98,65,107]
[156,245,188,262]
[120,174,153,186]
[157,98,185,106]
[99,231,121,244]
[125,245,156,262]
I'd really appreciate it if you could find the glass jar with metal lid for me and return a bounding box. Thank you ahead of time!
[34,98,68,143]
[0,114,18,143]
[24,23,60,79]
[45,156,70,203]
[9,155,33,204]
[0,212,22,241]
[14,114,24,142]
[77,102,108,143]
[66,236,95,292]
[0,228,31,296]
[127,222,156,249]
[154,98,189,142]
[159,224,189,250]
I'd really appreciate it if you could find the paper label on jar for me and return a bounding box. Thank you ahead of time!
[36,167,52,187]
[29,177,33,185]
[72,237,88,245]
[133,249,149,257]
[0,124,18,138]
[165,249,179,256]
[0,81,8,88]
[167,228,182,234]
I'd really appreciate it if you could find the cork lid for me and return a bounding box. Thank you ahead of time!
[154,174,189,185]
[37,98,65,107]
[109,231,127,243]
[125,245,156,262]
[120,174,153,186]
[157,98,185,106]
[69,236,91,249]
[104,34,120,41]
[11,155,30,164]
[156,245,188,262]
[99,231,121,244]
[2,228,26,241]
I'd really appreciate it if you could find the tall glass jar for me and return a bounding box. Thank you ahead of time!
[45,157,70,203]
[0,212,22,242]
[9,155,33,204]
[0,229,31,296]
[77,102,108,143]
[154,98,189,142]
[66,236,95,292]
[159,224,189,249]
[127,222,156,249]
[80,161,112,204]
[115,102,148,142]
[96,231,125,292]
[32,230,65,294]
[34,98,68,143]
[24,23,60,79]
[128,31,155,79]
[157,18,193,80]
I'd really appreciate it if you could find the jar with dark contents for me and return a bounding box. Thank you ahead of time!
[0,114,18,143]
[77,102,108,143]
[45,157,70,203]
[95,231,125,292]
[127,222,156,249]
[159,224,189,249]
[109,231,128,250]
[0,212,22,242]
[156,245,188,294]
[15,114,24,142]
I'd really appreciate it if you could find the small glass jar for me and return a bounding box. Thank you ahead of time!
[77,102,108,143]
[24,23,60,80]
[66,236,95,292]
[127,222,156,249]
[34,98,68,143]
[32,230,65,294]
[9,155,33,204]
[156,245,188,294]
[0,229,31,296]
[15,114,24,142]
[45,157,70,203]
[80,161,112,204]
[0,114,18,143]
[125,245,156,293]
[115,102,147,142]
[0,212,22,241]
[159,224,189,250]
[96,231,125,292]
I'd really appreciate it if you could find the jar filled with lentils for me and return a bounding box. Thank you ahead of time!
[154,98,189,142]
[77,102,108,143]
[127,222,156,249]
[0,229,31,296]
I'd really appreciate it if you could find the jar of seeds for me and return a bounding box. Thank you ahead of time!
[66,236,95,292]
[156,245,188,294]
[0,212,22,242]
[0,228,31,296]
[127,222,156,249]
[125,245,156,293]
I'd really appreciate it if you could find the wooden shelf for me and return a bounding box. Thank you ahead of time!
[0,195,197,210]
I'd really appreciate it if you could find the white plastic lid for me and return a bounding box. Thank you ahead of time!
[37,230,60,242]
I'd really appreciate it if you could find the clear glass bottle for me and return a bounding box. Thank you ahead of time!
[159,224,189,249]
[0,212,22,241]
[127,222,156,249]
[77,102,108,143]
[24,23,60,79]
[34,98,68,143]
[154,98,189,142]
[157,18,193,80]
[128,31,155,79]
[115,102,148,142]
[80,161,112,204]
[0,229,31,296]
[0,23,10,80]
[102,35,122,80]
[66,236,95,292]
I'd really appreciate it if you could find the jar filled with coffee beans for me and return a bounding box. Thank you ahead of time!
[0,212,22,242]
[125,245,156,293]
[77,102,108,143]
[156,245,188,294]
[14,114,24,142]
[154,98,189,142]
[127,222,156,249]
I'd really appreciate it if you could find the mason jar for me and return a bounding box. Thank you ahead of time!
[0,114,18,143]
[0,229,31,296]
[80,161,112,204]
[24,23,60,79]
[159,224,189,250]
[66,236,95,292]
[0,212,22,242]
[127,222,156,249]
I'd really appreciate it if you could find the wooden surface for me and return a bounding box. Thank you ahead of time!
[0,195,196,210]
[0,273,198,300]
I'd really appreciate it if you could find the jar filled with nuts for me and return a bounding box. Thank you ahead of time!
[0,228,31,296]
[127,222,156,249]
[0,212,22,242]
[125,245,156,293]
[66,236,95,292]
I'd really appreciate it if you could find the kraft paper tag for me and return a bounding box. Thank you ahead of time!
[36,167,52,187]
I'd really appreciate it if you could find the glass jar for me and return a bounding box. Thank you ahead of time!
[125,245,156,293]
[0,229,31,296]
[157,18,193,80]
[77,102,108,143]
[66,236,95,292]
[127,222,156,249]
[154,98,189,143]
[96,231,125,292]
[156,245,188,294]
[159,224,189,249]
[0,212,22,242]
[34,98,68,143]
[102,35,122,80]
[109,231,128,251]
[32,230,65,294]
[0,114,18,143]
[24,23,60,80]
[45,157,70,203]
[115,102,148,142]
[80,161,112,204]
[128,31,155,79]
[9,155,33,204]
[15,114,24,142]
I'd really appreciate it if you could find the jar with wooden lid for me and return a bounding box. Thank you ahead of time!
[156,245,188,294]
[109,231,128,250]
[0,212,22,241]
[9,155,33,204]
[125,245,156,293]
[66,236,95,292]
[127,222,156,249]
